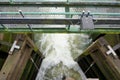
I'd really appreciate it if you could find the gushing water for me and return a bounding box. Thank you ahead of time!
[35,33,90,80]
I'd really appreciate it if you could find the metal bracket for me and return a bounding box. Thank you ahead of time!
[19,10,33,32]
[9,40,20,55]
[99,37,119,58]
[80,11,94,30]
[106,45,117,57]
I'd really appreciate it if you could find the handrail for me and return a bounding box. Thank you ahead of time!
[0,29,120,33]
[0,18,120,24]
[0,1,120,7]
[0,12,120,16]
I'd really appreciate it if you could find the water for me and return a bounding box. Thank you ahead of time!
[35,33,90,80]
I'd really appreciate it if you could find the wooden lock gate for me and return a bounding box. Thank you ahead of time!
[76,36,120,80]
[0,34,43,80]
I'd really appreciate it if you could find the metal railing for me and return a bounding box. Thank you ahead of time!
[0,1,120,7]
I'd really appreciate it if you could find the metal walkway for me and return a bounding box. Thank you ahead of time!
[0,0,120,33]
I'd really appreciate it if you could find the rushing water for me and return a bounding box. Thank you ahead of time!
[35,33,90,80]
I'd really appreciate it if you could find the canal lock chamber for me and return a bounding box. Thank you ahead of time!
[0,34,120,80]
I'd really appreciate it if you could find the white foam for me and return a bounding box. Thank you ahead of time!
[35,34,90,80]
